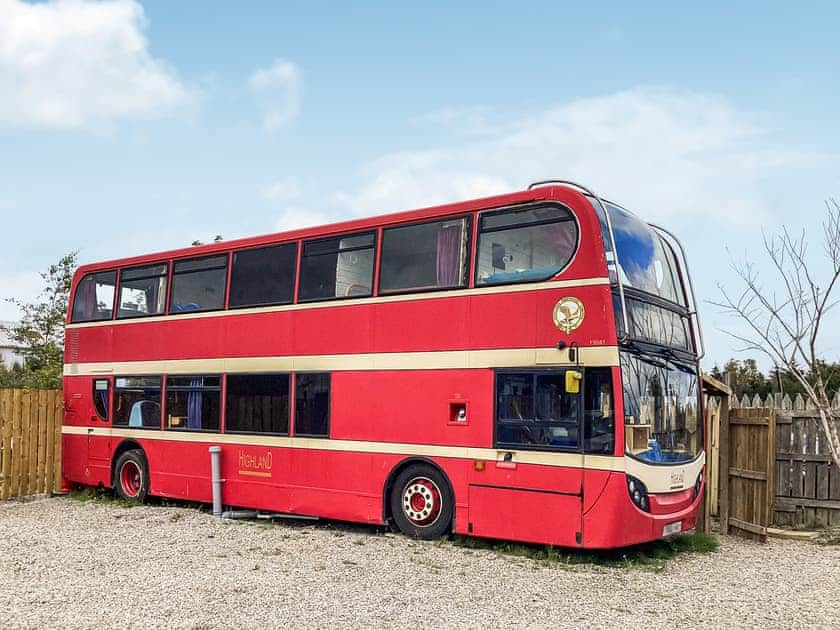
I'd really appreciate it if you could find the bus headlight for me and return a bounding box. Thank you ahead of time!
[692,469,704,501]
[626,475,650,512]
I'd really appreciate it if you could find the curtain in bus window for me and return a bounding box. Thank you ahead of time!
[145,283,159,314]
[435,223,462,287]
[96,390,108,417]
[80,278,96,320]
[187,378,203,429]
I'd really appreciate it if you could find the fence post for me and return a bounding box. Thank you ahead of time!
[53,391,63,493]
[719,391,730,535]
[766,407,777,529]
[0,389,12,499]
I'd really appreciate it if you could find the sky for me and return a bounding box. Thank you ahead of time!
[1,0,839,371]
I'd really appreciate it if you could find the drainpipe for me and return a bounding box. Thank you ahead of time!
[209,446,223,517]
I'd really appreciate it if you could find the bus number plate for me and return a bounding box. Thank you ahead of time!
[663,521,682,537]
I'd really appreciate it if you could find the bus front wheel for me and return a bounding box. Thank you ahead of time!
[114,449,150,503]
[390,464,453,540]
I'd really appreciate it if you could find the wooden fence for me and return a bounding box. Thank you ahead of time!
[733,393,840,528]
[719,406,776,541]
[0,389,63,499]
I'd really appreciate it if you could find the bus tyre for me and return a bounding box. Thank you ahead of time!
[390,464,453,540]
[114,450,149,503]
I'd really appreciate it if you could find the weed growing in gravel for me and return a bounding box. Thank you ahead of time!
[67,487,138,509]
[816,528,840,545]
[449,532,718,570]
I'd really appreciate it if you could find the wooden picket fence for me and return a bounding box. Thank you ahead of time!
[732,392,840,527]
[0,389,63,499]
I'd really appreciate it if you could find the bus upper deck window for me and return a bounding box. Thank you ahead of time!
[117,263,168,319]
[169,255,228,314]
[71,271,117,323]
[379,217,471,294]
[476,204,578,286]
[299,233,375,302]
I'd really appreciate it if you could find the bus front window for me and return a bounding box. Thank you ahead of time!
[620,352,701,463]
[606,203,685,306]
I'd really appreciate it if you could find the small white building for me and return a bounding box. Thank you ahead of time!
[0,321,23,368]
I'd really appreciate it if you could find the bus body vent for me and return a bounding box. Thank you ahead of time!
[69,330,80,363]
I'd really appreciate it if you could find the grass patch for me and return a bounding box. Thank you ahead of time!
[67,487,138,509]
[449,531,718,570]
[816,527,840,545]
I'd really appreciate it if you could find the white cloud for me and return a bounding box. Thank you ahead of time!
[262,176,301,201]
[273,206,330,233]
[411,106,499,137]
[0,0,191,129]
[336,88,823,228]
[249,59,301,133]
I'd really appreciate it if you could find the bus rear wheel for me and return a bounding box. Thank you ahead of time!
[390,464,453,540]
[114,450,149,503]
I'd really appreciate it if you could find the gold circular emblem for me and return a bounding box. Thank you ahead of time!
[553,297,585,334]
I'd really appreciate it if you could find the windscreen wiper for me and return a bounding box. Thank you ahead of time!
[620,340,668,368]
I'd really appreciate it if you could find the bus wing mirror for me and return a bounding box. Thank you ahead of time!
[565,370,582,394]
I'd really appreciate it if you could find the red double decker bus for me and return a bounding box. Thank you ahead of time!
[62,180,705,549]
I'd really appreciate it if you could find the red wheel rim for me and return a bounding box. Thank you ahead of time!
[402,477,442,527]
[119,460,142,498]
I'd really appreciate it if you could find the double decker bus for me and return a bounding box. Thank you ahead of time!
[62,180,704,549]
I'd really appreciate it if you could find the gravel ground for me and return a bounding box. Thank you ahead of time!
[1,496,839,629]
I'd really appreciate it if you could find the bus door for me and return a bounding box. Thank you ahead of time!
[580,367,618,542]
[467,369,584,547]
[88,378,112,464]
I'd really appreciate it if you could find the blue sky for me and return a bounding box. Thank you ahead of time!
[1,0,839,370]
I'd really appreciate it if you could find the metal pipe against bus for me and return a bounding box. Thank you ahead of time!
[221,510,260,519]
[209,445,223,517]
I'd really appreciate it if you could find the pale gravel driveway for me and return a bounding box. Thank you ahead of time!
[1,497,839,629]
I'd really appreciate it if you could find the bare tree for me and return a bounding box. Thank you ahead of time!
[714,198,840,469]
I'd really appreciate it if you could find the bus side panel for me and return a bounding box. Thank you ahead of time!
[70,285,615,365]
[147,437,218,503]
[373,297,472,352]
[467,485,581,547]
[62,434,88,484]
[330,370,493,447]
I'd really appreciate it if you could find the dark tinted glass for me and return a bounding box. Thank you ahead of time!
[121,264,167,281]
[299,233,375,301]
[379,217,470,293]
[229,243,297,308]
[165,375,221,432]
[170,255,228,313]
[226,374,290,434]
[619,296,693,352]
[481,205,571,230]
[496,371,579,449]
[93,379,109,421]
[584,368,614,454]
[174,255,227,273]
[71,271,116,322]
[294,373,330,437]
[113,376,161,428]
